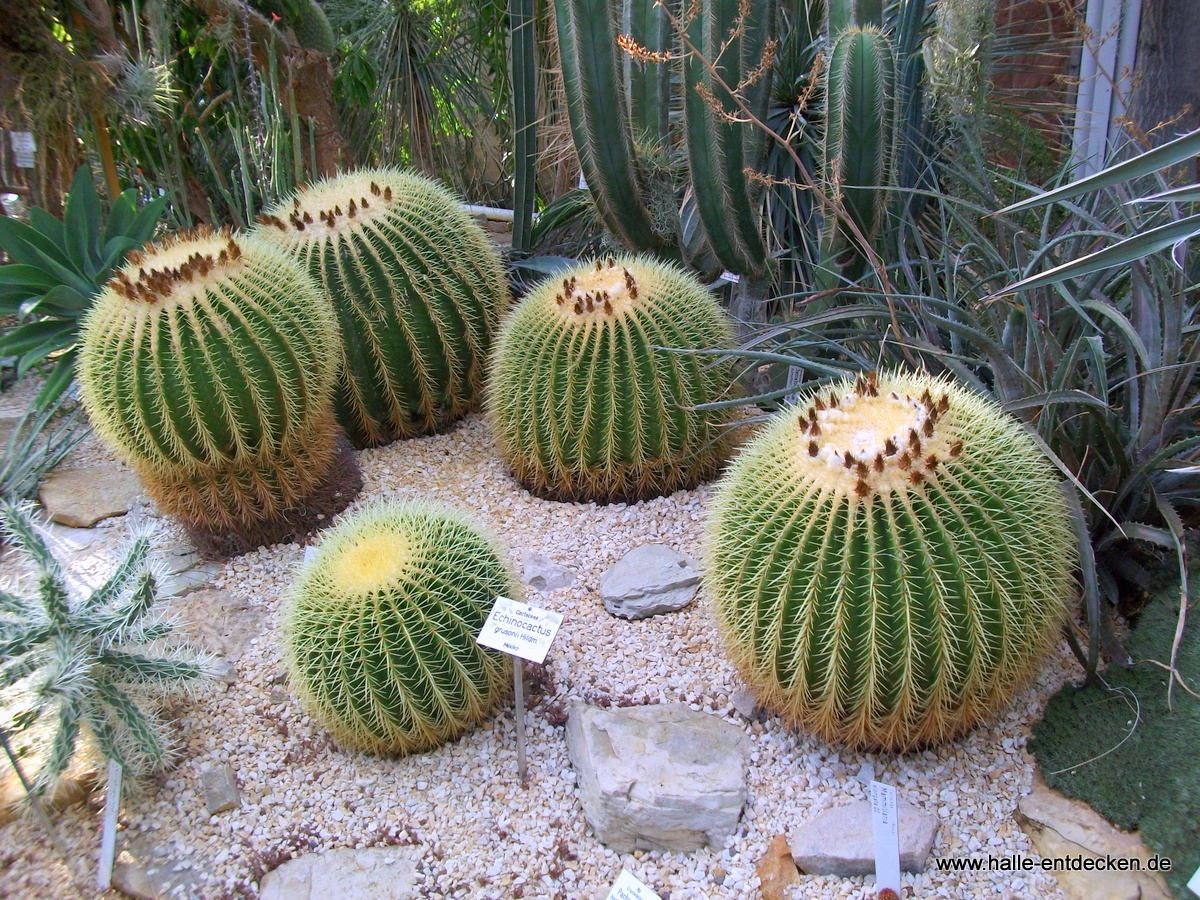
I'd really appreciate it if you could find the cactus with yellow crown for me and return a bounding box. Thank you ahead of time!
[282,500,515,755]
[254,169,508,448]
[76,227,355,553]
[487,254,737,503]
[704,369,1076,751]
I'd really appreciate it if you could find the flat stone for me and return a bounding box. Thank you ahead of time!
[259,847,419,900]
[789,799,938,876]
[520,549,576,593]
[565,702,749,853]
[600,544,701,619]
[165,588,257,662]
[39,462,142,527]
[111,841,203,900]
[757,833,801,900]
[1016,775,1171,900]
[155,544,223,599]
[201,763,240,815]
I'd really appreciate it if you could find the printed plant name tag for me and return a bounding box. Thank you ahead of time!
[871,780,901,894]
[477,596,563,664]
[604,870,661,900]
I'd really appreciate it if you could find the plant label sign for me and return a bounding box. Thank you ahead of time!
[604,870,662,900]
[477,596,563,665]
[9,131,35,169]
[871,780,901,894]
[1187,862,1200,897]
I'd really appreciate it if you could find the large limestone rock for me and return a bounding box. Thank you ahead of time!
[789,799,939,876]
[565,702,749,852]
[259,847,419,900]
[600,544,701,619]
[1016,775,1172,900]
[39,462,142,527]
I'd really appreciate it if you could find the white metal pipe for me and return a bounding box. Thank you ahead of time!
[460,204,514,222]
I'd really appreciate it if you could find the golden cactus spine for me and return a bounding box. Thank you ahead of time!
[77,227,344,542]
[704,369,1077,751]
[487,254,737,503]
[254,169,508,448]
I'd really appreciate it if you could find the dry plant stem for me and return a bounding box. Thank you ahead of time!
[650,0,916,365]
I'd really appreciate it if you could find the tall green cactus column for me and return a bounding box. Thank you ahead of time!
[704,370,1077,750]
[77,227,356,554]
[255,170,507,448]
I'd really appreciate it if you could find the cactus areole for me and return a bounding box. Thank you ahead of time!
[255,169,507,448]
[488,254,737,503]
[282,501,515,755]
[704,370,1076,751]
[77,227,348,546]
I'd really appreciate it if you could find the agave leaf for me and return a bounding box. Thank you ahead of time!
[0,265,64,293]
[997,128,1200,215]
[102,190,139,244]
[126,194,170,245]
[28,208,67,253]
[96,236,144,280]
[32,352,79,410]
[19,284,88,319]
[0,319,76,367]
[509,0,536,251]
[62,167,103,277]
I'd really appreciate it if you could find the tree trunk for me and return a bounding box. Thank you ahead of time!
[285,49,350,179]
[1130,0,1200,145]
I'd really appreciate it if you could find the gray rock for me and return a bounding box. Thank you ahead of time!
[521,550,576,593]
[201,763,240,815]
[600,544,701,619]
[259,847,419,900]
[111,843,203,900]
[165,589,257,662]
[155,544,223,599]
[39,462,142,527]
[730,686,762,721]
[789,799,939,876]
[565,702,749,853]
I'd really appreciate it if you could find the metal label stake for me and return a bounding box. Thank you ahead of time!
[98,758,122,888]
[513,659,527,782]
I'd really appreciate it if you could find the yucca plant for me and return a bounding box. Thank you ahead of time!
[0,166,168,404]
[253,169,507,448]
[76,227,354,553]
[704,369,1076,750]
[488,254,737,502]
[0,501,214,791]
[0,392,90,510]
[282,500,515,755]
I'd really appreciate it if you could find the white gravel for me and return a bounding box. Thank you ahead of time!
[0,412,1076,900]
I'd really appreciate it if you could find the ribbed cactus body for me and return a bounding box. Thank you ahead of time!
[704,370,1076,751]
[77,228,341,536]
[255,169,507,448]
[282,501,515,755]
[488,255,737,503]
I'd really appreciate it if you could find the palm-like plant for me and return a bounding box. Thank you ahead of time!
[0,502,214,791]
[0,167,167,404]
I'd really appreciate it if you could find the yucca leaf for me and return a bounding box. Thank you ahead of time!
[32,352,79,410]
[1130,184,1200,205]
[997,128,1200,215]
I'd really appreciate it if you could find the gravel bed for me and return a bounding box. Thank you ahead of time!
[0,412,1076,900]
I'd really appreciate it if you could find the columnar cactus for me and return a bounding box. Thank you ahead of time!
[77,227,346,546]
[281,501,515,755]
[487,255,737,503]
[254,169,508,448]
[704,370,1076,751]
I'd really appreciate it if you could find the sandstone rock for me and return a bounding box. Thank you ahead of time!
[600,544,701,619]
[111,842,203,900]
[565,702,749,853]
[1016,774,1171,900]
[520,549,576,593]
[789,799,938,876]
[757,833,801,900]
[259,847,419,900]
[0,753,98,825]
[201,763,240,815]
[39,462,141,527]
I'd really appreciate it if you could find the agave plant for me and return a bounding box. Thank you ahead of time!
[0,392,90,509]
[0,502,214,791]
[0,167,168,404]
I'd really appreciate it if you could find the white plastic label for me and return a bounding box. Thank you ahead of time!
[604,870,661,900]
[578,173,588,190]
[871,780,901,894]
[476,596,563,664]
[720,270,741,283]
[1187,863,1200,897]
[10,131,35,169]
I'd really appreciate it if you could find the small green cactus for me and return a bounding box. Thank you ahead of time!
[282,501,516,755]
[487,254,737,503]
[0,501,214,790]
[704,370,1076,751]
[76,227,349,548]
[254,169,508,448]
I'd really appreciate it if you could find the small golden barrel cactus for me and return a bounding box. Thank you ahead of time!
[77,227,346,546]
[704,369,1076,751]
[282,501,515,755]
[254,169,508,448]
[488,254,737,503]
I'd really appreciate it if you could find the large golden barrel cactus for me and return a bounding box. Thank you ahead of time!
[254,169,507,448]
[77,227,352,550]
[487,254,737,503]
[704,369,1076,751]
